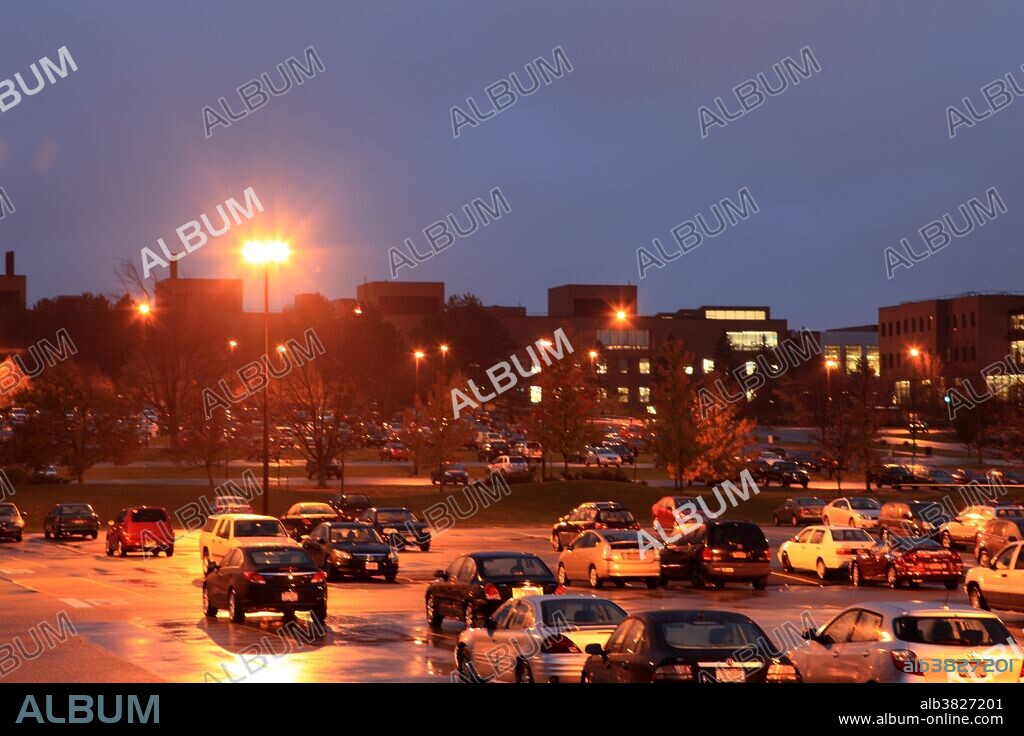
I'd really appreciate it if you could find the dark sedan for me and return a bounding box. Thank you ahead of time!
[772,497,825,526]
[0,502,25,542]
[279,502,340,540]
[581,610,801,683]
[425,552,560,628]
[43,503,99,540]
[431,463,470,486]
[974,517,1024,566]
[202,544,327,625]
[848,537,961,589]
[357,507,431,551]
[871,464,921,489]
[327,493,371,521]
[762,462,810,488]
[301,522,398,582]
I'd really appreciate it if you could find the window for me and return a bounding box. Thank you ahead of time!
[618,358,629,375]
[809,530,825,544]
[821,610,860,644]
[845,348,862,373]
[605,620,636,654]
[1012,314,1024,331]
[639,359,650,375]
[684,365,694,375]
[216,521,230,539]
[491,603,515,629]
[970,313,975,328]
[824,345,841,365]
[704,309,766,320]
[702,358,715,373]
[995,547,1014,570]
[595,360,607,374]
[851,611,884,642]
[622,621,647,655]
[866,347,879,375]
[638,386,651,404]
[725,331,779,351]
[596,329,649,350]
[617,387,629,403]
[529,385,541,403]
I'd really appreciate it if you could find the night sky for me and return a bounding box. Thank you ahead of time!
[1,1,1022,329]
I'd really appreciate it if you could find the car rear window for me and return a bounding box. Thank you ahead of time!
[893,616,1012,646]
[709,524,766,546]
[234,520,287,537]
[599,510,636,524]
[478,556,550,577]
[247,548,314,568]
[540,599,626,627]
[0,505,17,517]
[659,620,764,649]
[59,504,93,515]
[130,509,167,522]
[832,529,873,542]
[797,498,825,507]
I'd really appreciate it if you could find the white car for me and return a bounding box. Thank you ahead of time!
[455,594,627,683]
[211,495,254,514]
[788,602,1022,683]
[487,455,531,478]
[198,514,296,573]
[822,497,881,529]
[556,529,660,589]
[584,447,622,467]
[965,541,1024,613]
[778,525,876,579]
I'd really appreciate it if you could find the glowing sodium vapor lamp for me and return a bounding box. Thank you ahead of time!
[615,310,627,321]
[538,339,553,347]
[242,240,290,264]
[228,339,238,349]
[825,359,838,369]
[414,350,425,359]
[440,344,449,353]
[909,348,920,358]
[588,350,598,359]
[276,345,287,354]
[137,302,152,316]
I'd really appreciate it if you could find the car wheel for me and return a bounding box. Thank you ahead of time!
[116,539,127,558]
[588,566,603,589]
[228,589,245,624]
[968,584,989,610]
[752,578,768,591]
[645,578,659,590]
[419,543,431,552]
[105,541,113,557]
[202,585,218,618]
[165,546,174,558]
[941,532,953,550]
[557,564,570,586]
[691,564,707,589]
[773,514,780,526]
[202,550,213,575]
[456,645,481,683]
[781,552,793,573]
[791,514,799,527]
[311,604,327,627]
[850,563,862,587]
[886,566,900,589]
[463,602,476,628]
[90,531,98,540]
[815,558,828,580]
[613,579,625,588]
[515,660,534,684]
[551,533,563,552]
[384,572,397,583]
[978,550,990,568]
[44,526,50,540]
[425,594,442,627]
[801,481,809,489]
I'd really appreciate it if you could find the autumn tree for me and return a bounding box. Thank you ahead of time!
[845,357,886,491]
[691,382,754,483]
[651,340,700,489]
[405,371,474,492]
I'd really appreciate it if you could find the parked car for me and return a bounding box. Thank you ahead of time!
[772,497,825,526]
[301,521,398,582]
[202,544,327,625]
[582,610,801,683]
[279,502,340,540]
[965,541,1024,612]
[431,463,470,486]
[515,441,543,463]
[939,504,1024,550]
[550,502,640,551]
[762,461,810,488]
[105,506,175,557]
[0,502,25,542]
[198,514,295,573]
[821,497,881,529]
[601,442,635,465]
[584,446,622,467]
[379,442,410,461]
[849,537,962,589]
[918,468,957,486]
[426,552,559,628]
[43,503,100,540]
[486,455,532,479]
[557,530,661,589]
[973,517,1024,567]
[870,464,921,489]
[778,525,876,579]
[651,495,701,532]
[877,500,951,542]
[356,507,431,551]
[455,594,627,683]
[787,602,1019,682]
[305,458,341,479]
[996,470,1024,485]
[478,441,510,462]
[658,520,771,590]
[326,492,371,521]
[787,451,821,472]
[951,468,989,485]
[211,495,254,515]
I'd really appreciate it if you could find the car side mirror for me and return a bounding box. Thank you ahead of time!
[990,559,999,570]
[434,569,447,580]
[801,628,817,642]
[584,643,606,658]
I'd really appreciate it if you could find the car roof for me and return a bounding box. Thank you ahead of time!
[848,602,1000,619]
[211,513,279,521]
[635,609,756,625]
[467,551,541,560]
[369,507,412,513]
[325,521,373,528]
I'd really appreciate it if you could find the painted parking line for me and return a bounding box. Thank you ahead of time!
[0,568,35,575]
[59,598,126,608]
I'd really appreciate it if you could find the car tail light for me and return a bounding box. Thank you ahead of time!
[890,649,922,676]
[765,662,801,683]
[540,636,580,654]
[653,663,693,681]
[554,584,566,595]
[243,571,266,584]
[759,549,771,561]
[593,523,607,530]
[629,523,640,530]
[310,571,327,584]
[302,518,313,527]
[701,547,713,561]
[484,583,501,600]
[835,547,859,556]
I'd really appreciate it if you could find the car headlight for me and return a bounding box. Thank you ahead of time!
[333,550,352,561]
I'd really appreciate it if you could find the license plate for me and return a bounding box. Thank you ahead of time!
[927,564,945,571]
[371,562,381,570]
[720,567,734,573]
[512,586,542,599]
[280,591,298,602]
[731,552,748,559]
[716,668,745,683]
[621,551,640,560]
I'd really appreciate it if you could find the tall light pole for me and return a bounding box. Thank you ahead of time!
[909,347,920,468]
[243,240,289,516]
[588,350,598,371]
[439,344,448,374]
[414,351,425,399]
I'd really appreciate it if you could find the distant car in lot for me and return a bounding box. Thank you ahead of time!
[514,441,543,463]
[821,497,880,529]
[787,451,821,472]
[198,514,295,573]
[651,495,701,532]
[487,455,531,479]
[211,495,254,515]
[279,502,340,540]
[877,500,951,542]
[478,441,510,462]
[426,552,559,628]
[356,507,431,551]
[601,442,635,465]
[951,468,989,485]
[762,461,810,488]
[658,520,770,590]
[556,529,661,590]
[582,610,801,683]
[43,503,99,540]
[202,544,326,625]
[326,493,371,521]
[965,541,1024,612]
[788,602,1019,683]
[973,517,1024,567]
[849,537,962,589]
[105,506,175,557]
[918,468,957,486]
[550,501,640,551]
[939,504,1024,550]
[431,463,470,486]
[32,465,59,481]
[870,464,921,489]
[301,521,398,582]
[455,594,627,683]
[584,446,622,467]
[756,450,785,465]
[0,502,25,542]
[997,470,1024,485]
[778,525,876,580]
[379,442,410,461]
[305,458,341,479]
[772,497,825,526]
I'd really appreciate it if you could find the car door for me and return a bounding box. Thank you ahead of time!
[496,601,536,682]
[454,557,478,612]
[983,546,1016,609]
[591,619,636,683]
[302,524,328,567]
[110,508,127,545]
[842,609,884,682]
[796,528,825,571]
[794,609,859,682]
[208,548,241,605]
[439,558,466,615]
[828,500,848,526]
[564,533,593,578]
[786,527,815,569]
[470,601,516,680]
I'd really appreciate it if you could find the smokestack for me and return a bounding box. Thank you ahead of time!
[4,251,12,276]
[169,260,178,279]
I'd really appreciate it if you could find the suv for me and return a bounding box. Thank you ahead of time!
[487,455,531,479]
[870,464,921,489]
[105,506,175,557]
[44,503,100,540]
[939,504,1024,550]
[658,520,771,590]
[550,502,640,551]
[973,517,1024,567]
[198,514,296,573]
[514,441,543,463]
[877,501,951,542]
[327,493,371,521]
[762,461,810,488]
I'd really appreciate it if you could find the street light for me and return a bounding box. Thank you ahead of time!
[615,310,627,322]
[908,347,921,467]
[136,302,152,317]
[242,240,290,515]
[588,349,598,370]
[414,350,425,398]
[228,339,238,351]
[825,358,838,400]
[440,344,449,373]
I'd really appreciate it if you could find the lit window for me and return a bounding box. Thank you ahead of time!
[1011,314,1024,331]
[646,405,657,415]
[866,347,879,375]
[726,331,779,351]
[745,361,756,376]
[702,358,714,373]
[845,348,861,374]
[824,345,841,366]
[705,309,767,320]
[638,387,651,403]
[596,360,607,375]
[598,388,607,401]
[617,387,630,403]
[619,359,629,375]
[1012,340,1024,363]
[596,329,650,350]
[529,385,542,403]
[639,359,650,375]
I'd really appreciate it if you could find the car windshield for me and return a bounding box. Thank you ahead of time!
[377,510,416,524]
[247,549,313,568]
[297,504,335,516]
[778,463,800,471]
[910,502,946,518]
[444,464,465,471]
[849,499,880,510]
[832,529,873,542]
[599,510,636,524]
[659,620,764,649]
[330,527,382,544]
[130,509,167,522]
[0,505,16,517]
[59,504,93,515]
[600,530,641,543]
[234,520,286,537]
[478,556,550,577]
[894,616,1012,646]
[797,497,825,507]
[540,599,626,627]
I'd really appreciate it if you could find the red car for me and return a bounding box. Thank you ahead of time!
[379,442,410,461]
[848,537,961,589]
[650,496,699,531]
[105,506,175,557]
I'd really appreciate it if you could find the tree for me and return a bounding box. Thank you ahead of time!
[405,372,474,492]
[173,403,244,485]
[651,340,700,489]
[846,357,886,491]
[691,384,754,483]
